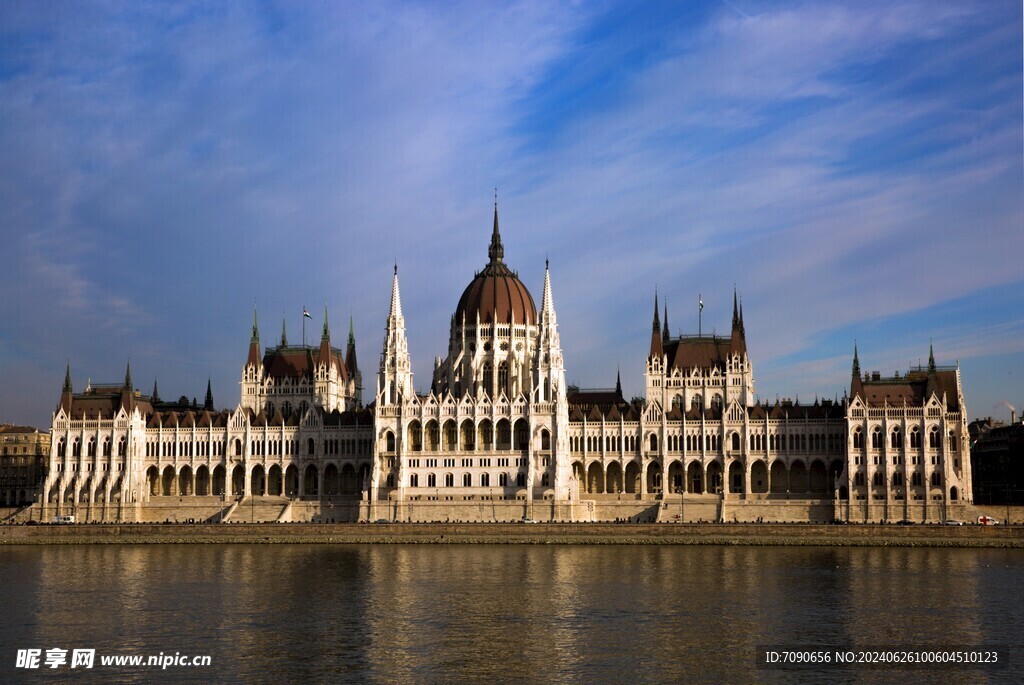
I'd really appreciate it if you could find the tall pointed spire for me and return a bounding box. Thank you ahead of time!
[650,290,663,358]
[322,303,330,341]
[124,361,132,390]
[251,305,260,342]
[204,378,214,410]
[346,314,359,378]
[928,340,936,373]
[662,298,670,344]
[152,378,160,402]
[281,316,288,347]
[615,366,622,399]
[852,341,860,377]
[348,314,356,346]
[732,288,739,328]
[540,258,557,325]
[488,189,504,265]
[389,264,404,321]
[63,362,72,393]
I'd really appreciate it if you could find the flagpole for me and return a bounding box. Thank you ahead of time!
[698,293,702,338]
[302,306,306,347]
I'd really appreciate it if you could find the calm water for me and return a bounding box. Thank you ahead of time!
[1,544,1022,684]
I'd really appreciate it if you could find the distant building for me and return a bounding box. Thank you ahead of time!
[40,202,974,523]
[970,416,1024,506]
[0,424,49,507]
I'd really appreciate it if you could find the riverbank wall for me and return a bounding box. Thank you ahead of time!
[3,522,1022,547]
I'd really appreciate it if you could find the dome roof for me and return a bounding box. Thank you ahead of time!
[454,205,537,326]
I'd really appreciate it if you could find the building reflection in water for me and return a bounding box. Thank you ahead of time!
[2,544,1020,683]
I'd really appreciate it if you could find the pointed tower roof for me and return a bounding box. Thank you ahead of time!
[650,291,663,358]
[322,303,331,341]
[247,306,262,368]
[204,378,214,410]
[928,340,936,373]
[615,367,623,399]
[281,316,288,347]
[346,315,359,377]
[540,257,557,325]
[63,362,72,393]
[732,288,739,328]
[850,342,863,398]
[488,191,504,265]
[390,264,404,321]
[59,362,74,414]
[123,361,133,390]
[730,290,747,355]
[152,378,160,402]
[852,342,860,377]
[662,299,670,344]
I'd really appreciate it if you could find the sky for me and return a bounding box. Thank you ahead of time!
[0,0,1021,428]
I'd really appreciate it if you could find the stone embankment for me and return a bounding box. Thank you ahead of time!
[2,522,1022,547]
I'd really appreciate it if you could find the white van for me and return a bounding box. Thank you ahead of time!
[52,515,75,524]
[977,515,999,526]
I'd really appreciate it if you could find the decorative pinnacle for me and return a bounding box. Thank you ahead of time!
[488,191,504,264]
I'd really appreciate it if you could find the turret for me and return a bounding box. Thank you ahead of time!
[59,362,73,414]
[204,378,214,411]
[247,306,261,368]
[730,289,747,355]
[649,291,663,359]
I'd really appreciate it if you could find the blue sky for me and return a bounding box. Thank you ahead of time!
[1,0,1021,427]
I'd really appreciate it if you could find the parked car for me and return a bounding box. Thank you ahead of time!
[943,519,964,526]
[895,519,914,525]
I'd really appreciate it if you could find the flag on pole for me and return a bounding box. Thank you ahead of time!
[303,308,312,319]
[699,296,703,312]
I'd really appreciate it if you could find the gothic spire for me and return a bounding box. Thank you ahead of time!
[540,258,557,325]
[124,361,132,390]
[389,264,404,321]
[152,378,160,402]
[852,342,860,377]
[928,340,936,373]
[63,362,72,393]
[732,288,740,328]
[615,366,622,399]
[488,191,504,265]
[662,298,670,344]
[281,316,288,347]
[251,305,259,342]
[204,378,214,410]
[322,303,330,341]
[346,315,359,377]
[650,290,663,358]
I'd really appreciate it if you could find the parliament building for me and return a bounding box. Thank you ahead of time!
[41,204,974,523]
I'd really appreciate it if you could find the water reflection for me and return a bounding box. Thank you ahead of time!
[0,545,1020,683]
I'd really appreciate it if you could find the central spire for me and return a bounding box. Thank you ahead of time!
[488,189,504,265]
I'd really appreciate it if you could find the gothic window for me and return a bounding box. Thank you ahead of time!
[481,473,490,487]
[542,473,550,487]
[948,431,957,452]
[649,434,658,452]
[893,473,904,487]
[852,428,863,449]
[911,472,922,486]
[102,437,111,457]
[928,427,939,449]
[871,428,882,449]
[118,437,126,457]
[307,438,315,455]
[711,394,723,410]
[499,473,509,487]
[427,473,436,488]
[931,471,941,487]
[909,427,920,449]
[891,428,901,450]
[299,401,309,417]
[282,402,292,420]
[541,429,551,451]
[731,433,740,451]
[463,473,471,487]
[483,362,493,393]
[854,472,865,486]
[410,474,418,488]
[444,473,454,487]
[498,362,508,395]
[516,473,526,487]
[872,472,883,487]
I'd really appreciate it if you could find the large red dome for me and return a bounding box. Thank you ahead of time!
[453,206,537,326]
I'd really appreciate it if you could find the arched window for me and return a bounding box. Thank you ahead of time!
[541,429,551,451]
[385,431,396,452]
[928,427,939,449]
[732,433,740,451]
[481,473,490,487]
[711,394,723,410]
[541,473,549,487]
[893,473,904,486]
[463,473,471,487]
[872,472,883,487]
[911,472,922,486]
[118,437,126,457]
[307,438,315,455]
[427,473,436,488]
[482,362,493,393]
[854,472,865,486]
[909,428,920,449]
[87,438,96,457]
[852,428,863,449]
[102,437,111,457]
[444,473,454,487]
[890,428,901,449]
[948,431,957,452]
[499,473,509,486]
[871,428,881,449]
[649,434,658,452]
[57,439,66,458]
[410,474,418,487]
[497,362,509,395]
[931,471,941,486]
